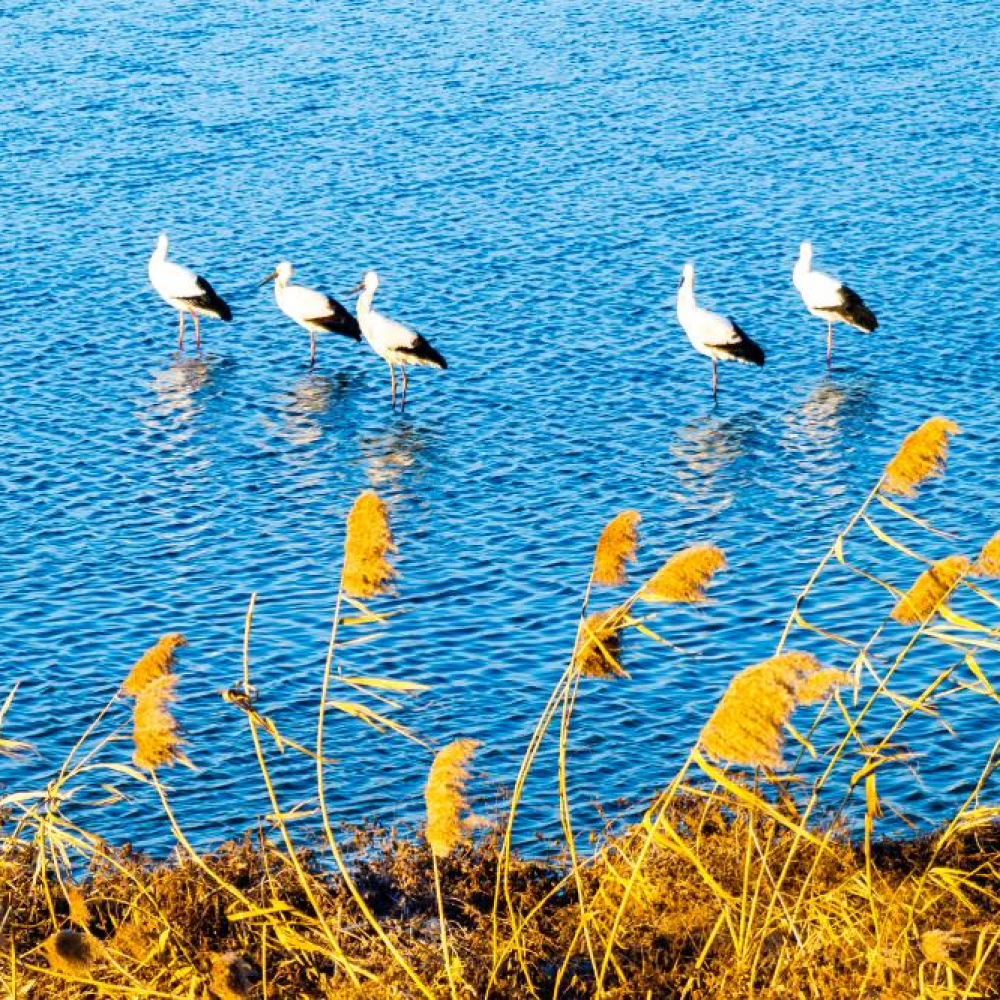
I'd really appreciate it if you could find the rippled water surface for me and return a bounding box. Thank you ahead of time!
[2,1,1000,851]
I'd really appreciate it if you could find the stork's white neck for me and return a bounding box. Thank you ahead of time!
[356,284,376,318]
[152,234,169,262]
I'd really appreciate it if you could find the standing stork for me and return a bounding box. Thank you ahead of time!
[352,270,447,411]
[793,241,878,367]
[259,261,361,366]
[148,233,232,350]
[677,263,764,398]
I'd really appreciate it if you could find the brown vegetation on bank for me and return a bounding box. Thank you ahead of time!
[3,416,1000,998]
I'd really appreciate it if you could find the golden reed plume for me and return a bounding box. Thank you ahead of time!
[641,544,726,602]
[574,607,628,679]
[975,532,1000,577]
[122,633,187,697]
[881,417,960,497]
[425,739,480,858]
[920,929,966,965]
[891,555,970,625]
[342,490,397,599]
[44,929,97,976]
[66,885,90,929]
[699,653,848,769]
[132,674,187,770]
[592,510,641,586]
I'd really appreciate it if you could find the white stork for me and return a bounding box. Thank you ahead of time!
[148,233,232,350]
[260,261,361,366]
[676,263,764,398]
[352,270,447,411]
[793,241,878,367]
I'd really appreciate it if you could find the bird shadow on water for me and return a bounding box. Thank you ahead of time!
[781,373,877,455]
[260,370,362,449]
[668,408,767,514]
[135,354,226,437]
[357,420,437,492]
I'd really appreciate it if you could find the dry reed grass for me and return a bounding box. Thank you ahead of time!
[573,607,628,678]
[425,739,480,858]
[342,490,397,598]
[43,929,96,975]
[641,544,726,602]
[132,674,187,770]
[891,555,970,624]
[209,951,254,998]
[592,510,641,586]
[698,652,846,769]
[974,531,1000,577]
[122,633,186,696]
[881,416,960,497]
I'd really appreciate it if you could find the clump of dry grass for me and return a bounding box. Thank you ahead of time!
[209,951,254,998]
[44,929,97,976]
[592,510,641,586]
[573,607,628,678]
[122,633,186,696]
[891,555,971,624]
[132,674,187,770]
[920,929,966,965]
[425,739,480,858]
[641,544,726,603]
[974,532,1000,577]
[342,490,397,599]
[881,416,960,497]
[699,653,848,769]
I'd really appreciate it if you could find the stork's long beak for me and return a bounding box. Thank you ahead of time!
[347,280,365,295]
[258,270,279,288]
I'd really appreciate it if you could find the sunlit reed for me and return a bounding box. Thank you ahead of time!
[881,416,960,498]
[425,739,480,858]
[122,633,187,697]
[891,555,970,624]
[342,490,397,599]
[592,510,641,586]
[641,544,726,603]
[132,674,187,770]
[574,607,628,679]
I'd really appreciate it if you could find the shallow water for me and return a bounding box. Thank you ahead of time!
[2,1,1000,853]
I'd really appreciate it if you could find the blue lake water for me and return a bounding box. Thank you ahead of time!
[2,1,1000,854]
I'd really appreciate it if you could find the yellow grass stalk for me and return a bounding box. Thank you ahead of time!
[341,490,397,598]
[43,929,96,976]
[699,652,844,769]
[573,607,628,679]
[891,555,970,625]
[425,739,480,858]
[132,674,187,770]
[641,544,726,602]
[65,885,90,929]
[974,532,1000,577]
[881,416,960,497]
[122,633,186,696]
[592,510,641,586]
[209,951,254,998]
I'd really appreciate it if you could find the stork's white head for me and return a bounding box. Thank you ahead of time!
[259,260,294,289]
[155,233,169,255]
[362,270,379,292]
[798,241,814,265]
[679,262,695,290]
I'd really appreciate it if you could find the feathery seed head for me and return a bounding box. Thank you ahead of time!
[592,510,641,586]
[974,532,1000,577]
[122,633,187,697]
[641,544,726,603]
[44,929,96,975]
[574,607,628,679]
[132,674,187,770]
[425,739,480,858]
[342,490,397,599]
[699,652,833,769]
[881,417,960,498]
[891,555,970,625]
